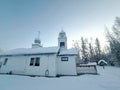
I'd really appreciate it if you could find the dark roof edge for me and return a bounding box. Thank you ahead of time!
[0,52,57,57]
[58,54,77,56]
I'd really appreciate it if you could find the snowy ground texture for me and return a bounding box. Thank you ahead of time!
[0,66,120,90]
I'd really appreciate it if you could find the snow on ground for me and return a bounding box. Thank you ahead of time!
[0,66,120,90]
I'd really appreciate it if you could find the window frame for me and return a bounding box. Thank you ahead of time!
[30,58,34,66]
[3,58,8,65]
[61,57,68,61]
[30,57,40,66]
[35,57,40,66]
[60,42,65,47]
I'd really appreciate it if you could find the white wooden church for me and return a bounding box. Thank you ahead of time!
[0,30,78,77]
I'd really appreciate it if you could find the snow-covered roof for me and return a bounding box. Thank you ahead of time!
[59,48,78,56]
[79,62,97,66]
[98,59,107,64]
[87,62,97,65]
[0,46,59,56]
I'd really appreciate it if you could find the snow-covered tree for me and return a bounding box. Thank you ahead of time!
[81,37,89,63]
[94,38,101,62]
[89,42,94,62]
[106,16,120,66]
[72,40,81,64]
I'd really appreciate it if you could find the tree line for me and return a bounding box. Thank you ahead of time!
[73,37,104,64]
[73,16,120,66]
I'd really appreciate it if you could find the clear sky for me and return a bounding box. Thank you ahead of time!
[0,0,120,51]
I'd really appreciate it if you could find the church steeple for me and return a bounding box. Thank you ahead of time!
[58,28,67,50]
[32,31,43,48]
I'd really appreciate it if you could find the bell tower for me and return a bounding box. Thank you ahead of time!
[58,29,67,50]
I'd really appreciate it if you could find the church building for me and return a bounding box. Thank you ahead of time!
[0,30,78,77]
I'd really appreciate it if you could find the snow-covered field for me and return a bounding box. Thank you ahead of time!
[0,66,120,90]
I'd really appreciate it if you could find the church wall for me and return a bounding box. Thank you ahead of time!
[0,54,57,77]
[57,55,77,76]
[25,54,57,77]
[0,56,27,74]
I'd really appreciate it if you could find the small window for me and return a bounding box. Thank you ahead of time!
[35,57,40,66]
[61,57,68,61]
[60,42,65,47]
[3,58,8,65]
[30,58,34,66]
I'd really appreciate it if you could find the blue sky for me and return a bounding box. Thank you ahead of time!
[0,0,120,50]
